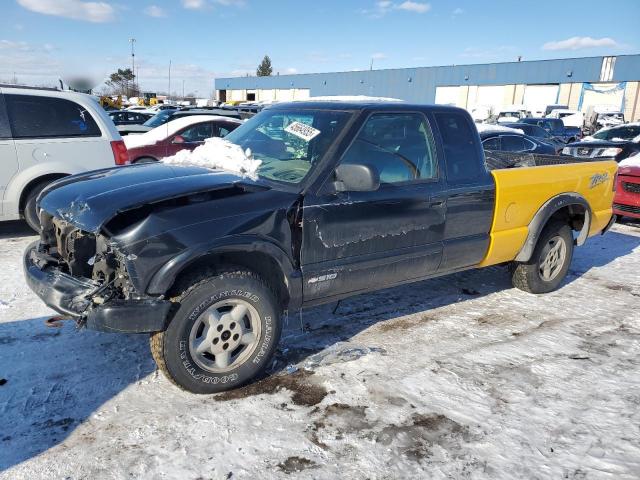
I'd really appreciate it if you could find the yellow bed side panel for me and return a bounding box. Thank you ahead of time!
[479,160,617,267]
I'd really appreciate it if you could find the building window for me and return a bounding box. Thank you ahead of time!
[600,56,616,82]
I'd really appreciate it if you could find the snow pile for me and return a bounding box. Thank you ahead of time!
[162,137,261,176]
[476,123,524,135]
[619,151,640,168]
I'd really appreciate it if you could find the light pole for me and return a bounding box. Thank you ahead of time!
[129,38,136,96]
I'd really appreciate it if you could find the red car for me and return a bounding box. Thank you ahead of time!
[124,115,242,163]
[614,162,640,219]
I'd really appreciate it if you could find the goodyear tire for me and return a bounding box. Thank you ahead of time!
[150,270,281,394]
[511,220,574,294]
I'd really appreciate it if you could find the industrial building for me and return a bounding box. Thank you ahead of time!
[215,54,640,121]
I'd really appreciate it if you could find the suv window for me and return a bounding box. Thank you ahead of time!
[0,95,11,139]
[502,135,526,151]
[434,111,482,184]
[178,122,214,143]
[6,94,101,139]
[340,113,437,184]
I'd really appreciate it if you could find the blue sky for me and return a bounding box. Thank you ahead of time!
[1,0,638,96]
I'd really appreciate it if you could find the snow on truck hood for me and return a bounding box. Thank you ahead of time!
[163,138,262,177]
[123,115,242,149]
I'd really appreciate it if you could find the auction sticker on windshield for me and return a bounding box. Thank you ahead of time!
[284,121,321,142]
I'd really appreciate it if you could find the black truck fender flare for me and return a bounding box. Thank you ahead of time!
[146,235,303,310]
[514,192,592,263]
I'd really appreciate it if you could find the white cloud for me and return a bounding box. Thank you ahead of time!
[362,1,430,17]
[17,0,115,23]
[543,36,618,51]
[396,1,430,13]
[182,0,206,9]
[452,7,464,15]
[144,5,166,17]
[371,52,387,60]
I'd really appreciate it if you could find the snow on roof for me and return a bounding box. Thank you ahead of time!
[300,95,403,103]
[619,151,640,168]
[123,115,241,149]
[476,123,524,135]
[162,137,261,177]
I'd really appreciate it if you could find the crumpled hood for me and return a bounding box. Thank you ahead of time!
[39,163,269,233]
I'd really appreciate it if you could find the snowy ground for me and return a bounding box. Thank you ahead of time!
[1,219,639,480]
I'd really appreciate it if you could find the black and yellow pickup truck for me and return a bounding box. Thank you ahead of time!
[24,101,617,393]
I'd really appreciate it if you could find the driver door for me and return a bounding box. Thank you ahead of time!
[300,112,447,304]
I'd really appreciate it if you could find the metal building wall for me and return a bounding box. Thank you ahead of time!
[215,55,640,104]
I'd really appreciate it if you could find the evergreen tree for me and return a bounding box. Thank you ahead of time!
[256,55,273,77]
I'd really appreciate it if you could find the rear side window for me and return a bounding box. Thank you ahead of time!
[482,136,500,150]
[434,111,482,184]
[502,135,525,152]
[5,94,101,139]
[0,94,11,139]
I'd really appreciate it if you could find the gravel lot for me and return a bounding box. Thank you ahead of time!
[1,220,639,480]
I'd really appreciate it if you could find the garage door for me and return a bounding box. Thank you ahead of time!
[579,82,625,112]
[474,86,506,111]
[435,86,461,106]
[523,85,559,116]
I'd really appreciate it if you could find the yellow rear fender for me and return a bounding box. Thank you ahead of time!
[513,193,591,263]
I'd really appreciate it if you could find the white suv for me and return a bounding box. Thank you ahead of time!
[0,85,128,231]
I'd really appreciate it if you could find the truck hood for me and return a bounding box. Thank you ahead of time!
[39,163,271,233]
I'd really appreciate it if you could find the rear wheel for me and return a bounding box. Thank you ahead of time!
[150,269,282,394]
[511,220,573,294]
[23,181,53,232]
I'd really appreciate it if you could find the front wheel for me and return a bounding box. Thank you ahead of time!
[150,270,281,394]
[511,220,574,294]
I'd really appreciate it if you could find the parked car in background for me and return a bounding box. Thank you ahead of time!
[518,117,582,144]
[0,85,127,231]
[491,107,530,124]
[547,109,584,129]
[125,105,149,112]
[117,108,242,136]
[584,105,625,135]
[544,104,567,117]
[501,122,564,153]
[563,123,640,162]
[124,115,241,163]
[108,110,153,126]
[614,155,640,219]
[478,125,557,155]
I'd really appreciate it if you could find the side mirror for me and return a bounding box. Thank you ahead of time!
[333,164,380,192]
[172,135,185,144]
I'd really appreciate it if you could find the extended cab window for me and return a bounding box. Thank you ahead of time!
[340,113,437,184]
[482,136,500,150]
[6,94,101,139]
[434,111,482,184]
[502,135,526,152]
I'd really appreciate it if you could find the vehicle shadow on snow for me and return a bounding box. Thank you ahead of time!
[0,230,637,471]
[0,220,36,240]
[0,316,154,471]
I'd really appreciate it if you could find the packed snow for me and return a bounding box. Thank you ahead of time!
[1,219,639,479]
[619,151,640,168]
[475,123,524,135]
[162,137,262,176]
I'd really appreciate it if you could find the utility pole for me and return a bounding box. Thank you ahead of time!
[129,38,136,96]
[168,60,172,102]
[370,58,374,71]
[182,79,185,100]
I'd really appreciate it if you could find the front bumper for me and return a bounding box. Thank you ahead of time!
[24,241,172,333]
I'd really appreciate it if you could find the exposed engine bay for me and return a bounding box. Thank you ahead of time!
[38,212,134,308]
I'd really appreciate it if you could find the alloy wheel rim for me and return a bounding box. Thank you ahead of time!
[188,299,261,373]
[538,235,567,282]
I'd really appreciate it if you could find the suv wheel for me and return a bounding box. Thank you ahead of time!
[23,181,53,232]
[150,270,282,393]
[511,220,574,294]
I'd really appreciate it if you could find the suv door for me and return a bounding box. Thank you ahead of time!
[301,111,446,304]
[0,93,18,218]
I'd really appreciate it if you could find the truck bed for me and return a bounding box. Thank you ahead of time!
[479,158,618,266]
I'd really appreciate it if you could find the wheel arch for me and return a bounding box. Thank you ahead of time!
[19,173,69,214]
[147,238,302,311]
[514,192,592,263]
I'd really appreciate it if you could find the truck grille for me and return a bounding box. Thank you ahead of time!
[623,181,640,194]
[50,218,97,278]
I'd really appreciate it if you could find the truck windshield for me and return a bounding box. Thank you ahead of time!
[224,108,352,184]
